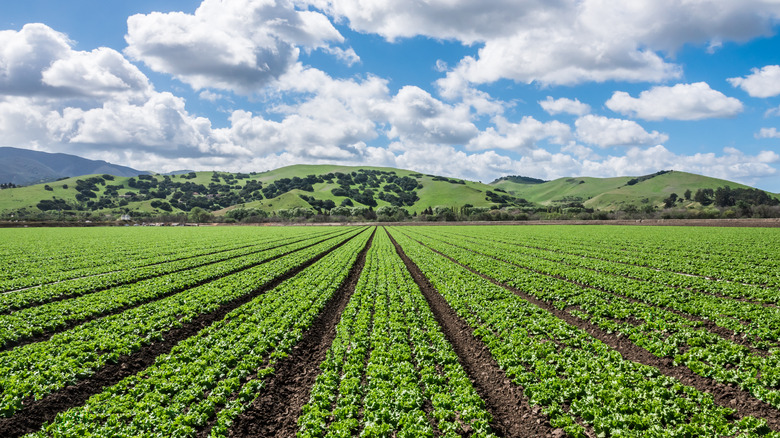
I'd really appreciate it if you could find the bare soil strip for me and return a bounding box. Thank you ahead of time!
[224,228,376,438]
[413,237,780,432]
[386,230,557,438]
[0,229,357,353]
[0,231,361,438]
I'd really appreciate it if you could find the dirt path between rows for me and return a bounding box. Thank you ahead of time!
[409,235,780,432]
[0,230,362,438]
[224,227,375,438]
[387,230,558,438]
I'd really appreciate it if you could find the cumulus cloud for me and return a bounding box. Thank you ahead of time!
[322,46,360,66]
[579,145,779,184]
[379,85,478,145]
[728,65,780,98]
[606,82,743,121]
[467,116,571,151]
[756,127,780,139]
[540,97,591,116]
[0,23,151,100]
[313,0,780,86]
[575,115,667,148]
[125,0,346,93]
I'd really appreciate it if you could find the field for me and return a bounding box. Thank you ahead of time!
[0,225,779,437]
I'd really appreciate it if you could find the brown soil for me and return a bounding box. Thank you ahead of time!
[224,228,375,438]
[386,230,559,438]
[0,231,360,438]
[418,238,780,432]
[0,229,356,353]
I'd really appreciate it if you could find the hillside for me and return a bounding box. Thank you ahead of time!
[491,170,777,211]
[0,147,147,186]
[0,165,530,218]
[0,162,777,220]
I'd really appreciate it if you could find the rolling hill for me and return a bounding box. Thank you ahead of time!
[0,153,777,219]
[491,170,771,210]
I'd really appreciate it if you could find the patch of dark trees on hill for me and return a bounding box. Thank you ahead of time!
[625,170,671,186]
[490,175,548,185]
[485,190,532,208]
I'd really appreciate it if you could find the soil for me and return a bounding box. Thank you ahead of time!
[421,239,780,432]
[387,230,559,438]
[224,228,375,438]
[0,230,359,438]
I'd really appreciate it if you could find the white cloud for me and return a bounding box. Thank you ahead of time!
[575,115,667,148]
[0,23,215,159]
[322,46,360,66]
[467,116,571,151]
[540,97,591,116]
[199,90,226,102]
[125,0,346,93]
[756,127,780,139]
[728,65,780,98]
[379,85,478,145]
[394,144,520,183]
[606,82,743,121]
[314,0,780,86]
[0,24,151,100]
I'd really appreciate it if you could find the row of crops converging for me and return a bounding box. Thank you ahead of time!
[0,224,778,437]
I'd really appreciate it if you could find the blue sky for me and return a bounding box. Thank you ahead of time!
[1,1,779,192]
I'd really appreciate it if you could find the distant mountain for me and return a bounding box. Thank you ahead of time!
[0,147,147,186]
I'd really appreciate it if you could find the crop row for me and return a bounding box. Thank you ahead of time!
[400,228,780,410]
[0,229,353,350]
[0,228,339,313]
[435,227,779,305]
[0,227,366,418]
[439,226,779,287]
[298,228,495,438]
[388,228,776,437]
[470,226,780,287]
[29,228,373,437]
[0,227,326,291]
[420,228,780,350]
[0,228,246,289]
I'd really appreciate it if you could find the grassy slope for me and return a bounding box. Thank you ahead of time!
[492,171,770,210]
[222,164,499,215]
[2,166,776,215]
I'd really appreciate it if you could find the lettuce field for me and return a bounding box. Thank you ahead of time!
[0,225,779,437]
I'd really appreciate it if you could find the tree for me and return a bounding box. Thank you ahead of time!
[663,193,679,209]
[189,207,212,224]
[694,188,714,206]
[684,189,692,200]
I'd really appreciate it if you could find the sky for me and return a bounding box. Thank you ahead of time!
[1,1,780,192]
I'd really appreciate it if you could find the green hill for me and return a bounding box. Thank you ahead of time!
[0,165,776,219]
[491,170,777,211]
